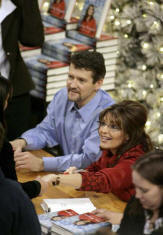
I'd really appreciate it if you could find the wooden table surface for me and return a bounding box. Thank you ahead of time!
[17,150,126,215]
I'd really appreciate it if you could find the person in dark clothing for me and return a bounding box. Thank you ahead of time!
[0,0,44,140]
[0,167,41,235]
[93,150,163,235]
[0,76,48,198]
[118,150,163,235]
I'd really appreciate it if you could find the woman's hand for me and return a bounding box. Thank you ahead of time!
[35,176,50,196]
[92,209,123,225]
[64,167,86,174]
[35,174,60,196]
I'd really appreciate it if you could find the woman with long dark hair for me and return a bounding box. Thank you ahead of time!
[78,4,96,38]
[40,100,153,201]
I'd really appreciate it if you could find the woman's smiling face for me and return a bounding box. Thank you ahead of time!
[98,113,128,154]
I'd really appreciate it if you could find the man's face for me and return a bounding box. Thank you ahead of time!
[67,63,103,108]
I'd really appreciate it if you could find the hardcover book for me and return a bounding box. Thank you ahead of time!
[38,209,78,235]
[25,54,69,76]
[43,21,65,41]
[96,34,119,48]
[29,69,68,84]
[51,212,111,235]
[19,44,41,58]
[42,0,76,29]
[43,37,92,63]
[67,0,112,46]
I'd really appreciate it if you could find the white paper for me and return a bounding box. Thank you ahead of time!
[41,198,96,214]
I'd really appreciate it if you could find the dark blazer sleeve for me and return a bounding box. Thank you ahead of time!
[12,0,44,46]
[21,180,41,199]
[0,174,41,235]
[0,140,41,198]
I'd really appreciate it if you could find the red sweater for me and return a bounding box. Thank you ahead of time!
[80,145,144,201]
[79,18,96,37]
[50,1,65,19]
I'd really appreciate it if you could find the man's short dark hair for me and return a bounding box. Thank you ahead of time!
[70,51,106,83]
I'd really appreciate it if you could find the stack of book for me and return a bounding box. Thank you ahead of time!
[38,198,111,235]
[25,0,119,102]
[20,45,42,58]
[25,54,69,102]
[96,33,119,91]
[20,0,76,59]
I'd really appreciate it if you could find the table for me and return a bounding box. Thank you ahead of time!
[17,150,126,215]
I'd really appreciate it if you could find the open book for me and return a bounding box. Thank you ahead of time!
[41,198,96,214]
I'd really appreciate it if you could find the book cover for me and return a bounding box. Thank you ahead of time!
[42,0,76,28]
[43,21,65,41]
[25,54,69,76]
[51,212,111,235]
[38,209,78,235]
[42,38,92,63]
[67,0,112,46]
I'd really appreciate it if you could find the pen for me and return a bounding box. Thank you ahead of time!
[63,169,86,174]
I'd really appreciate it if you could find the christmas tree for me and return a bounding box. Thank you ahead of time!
[104,0,163,147]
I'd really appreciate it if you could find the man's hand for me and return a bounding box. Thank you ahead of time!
[14,151,44,172]
[10,139,27,153]
[92,209,123,225]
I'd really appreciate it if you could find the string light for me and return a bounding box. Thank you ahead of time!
[109,15,115,20]
[115,8,120,13]
[41,1,50,14]
[158,134,163,145]
[142,42,150,49]
[150,84,154,88]
[114,20,120,26]
[124,34,128,38]
[146,121,151,129]
[142,90,147,97]
[126,20,131,25]
[142,65,147,71]
[156,112,161,118]
[127,81,135,88]
[159,47,163,53]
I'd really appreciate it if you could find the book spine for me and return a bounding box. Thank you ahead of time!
[96,0,112,39]
[64,0,76,22]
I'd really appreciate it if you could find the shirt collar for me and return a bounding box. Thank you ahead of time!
[69,90,102,122]
[0,0,16,24]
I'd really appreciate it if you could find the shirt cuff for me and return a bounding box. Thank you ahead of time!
[43,157,57,171]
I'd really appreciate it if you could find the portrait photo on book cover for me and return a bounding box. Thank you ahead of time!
[48,0,72,19]
[78,0,107,38]
[49,0,65,19]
